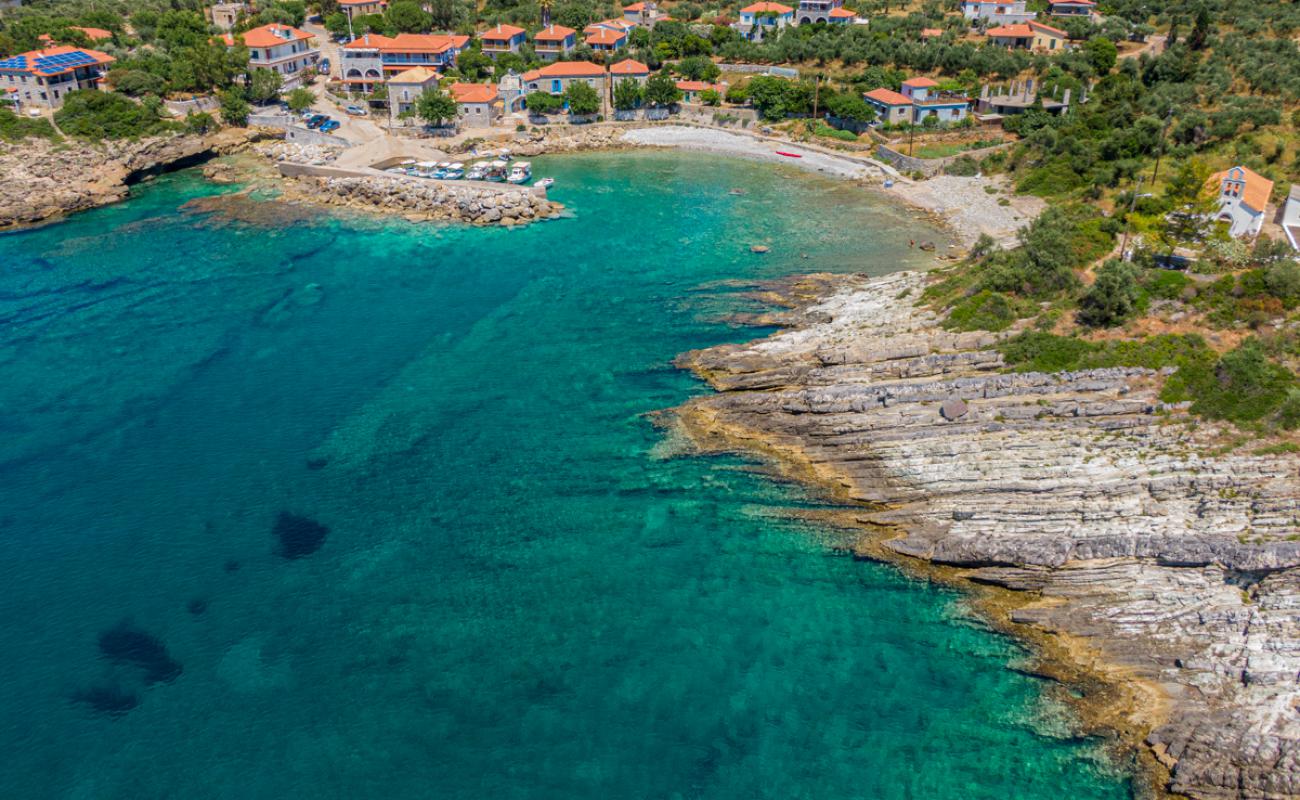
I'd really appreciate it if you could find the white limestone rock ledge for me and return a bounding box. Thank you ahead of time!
[674,270,1300,800]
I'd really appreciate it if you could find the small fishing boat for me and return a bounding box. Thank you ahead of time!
[486,159,510,182]
[414,161,439,178]
[775,151,802,158]
[444,162,465,180]
[466,161,490,180]
[507,162,532,184]
[535,177,554,189]
[431,161,453,179]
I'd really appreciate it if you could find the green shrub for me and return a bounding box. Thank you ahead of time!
[998,331,1097,371]
[1164,339,1297,424]
[1144,269,1191,301]
[0,107,61,142]
[1078,259,1141,328]
[54,90,174,139]
[945,290,1030,331]
[999,332,1215,374]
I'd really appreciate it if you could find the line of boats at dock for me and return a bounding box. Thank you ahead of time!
[386,155,553,188]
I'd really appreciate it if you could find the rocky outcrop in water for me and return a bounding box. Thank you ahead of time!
[283,173,562,227]
[0,128,264,229]
[675,270,1300,800]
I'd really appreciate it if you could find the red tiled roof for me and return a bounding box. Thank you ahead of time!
[1050,0,1095,5]
[522,60,607,80]
[1030,20,1068,36]
[741,2,793,12]
[1210,166,1274,215]
[479,23,526,41]
[986,23,1033,37]
[450,81,499,103]
[921,27,942,36]
[534,24,577,41]
[625,1,650,10]
[902,76,938,87]
[224,23,314,48]
[38,26,113,43]
[675,80,720,92]
[0,45,114,77]
[584,28,627,46]
[864,88,911,105]
[343,32,467,53]
[610,58,650,75]
[828,7,854,17]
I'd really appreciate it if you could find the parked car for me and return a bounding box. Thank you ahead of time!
[344,104,367,116]
[319,119,341,133]
[318,58,330,73]
[306,114,328,129]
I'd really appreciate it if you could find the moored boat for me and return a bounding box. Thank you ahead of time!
[444,162,465,180]
[535,177,554,189]
[507,162,532,184]
[466,161,490,180]
[486,159,510,182]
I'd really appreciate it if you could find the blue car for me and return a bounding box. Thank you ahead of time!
[319,119,341,134]
[305,114,327,129]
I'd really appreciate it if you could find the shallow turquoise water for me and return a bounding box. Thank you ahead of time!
[0,152,1134,799]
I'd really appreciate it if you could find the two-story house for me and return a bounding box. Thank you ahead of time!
[387,65,439,123]
[533,24,577,59]
[0,45,114,109]
[583,24,629,52]
[623,2,665,26]
[985,20,1067,51]
[479,23,527,58]
[609,58,650,86]
[796,0,854,25]
[900,77,970,124]
[1210,166,1274,239]
[339,32,469,92]
[862,88,914,125]
[522,60,606,97]
[734,2,794,40]
[222,24,319,86]
[1047,0,1097,18]
[450,81,502,125]
[960,0,1036,24]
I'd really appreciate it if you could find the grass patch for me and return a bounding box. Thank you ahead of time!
[945,289,1033,332]
[912,138,1004,159]
[999,331,1215,373]
[1255,441,1300,455]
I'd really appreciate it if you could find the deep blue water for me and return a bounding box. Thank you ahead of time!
[0,152,1135,799]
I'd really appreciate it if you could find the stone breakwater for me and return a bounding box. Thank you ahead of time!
[674,270,1300,800]
[281,173,562,226]
[0,128,262,229]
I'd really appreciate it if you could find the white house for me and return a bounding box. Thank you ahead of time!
[796,0,855,24]
[1210,165,1274,240]
[1282,185,1300,251]
[734,2,794,41]
[521,60,606,96]
[386,66,438,124]
[961,0,1036,24]
[222,23,319,86]
[1048,0,1098,19]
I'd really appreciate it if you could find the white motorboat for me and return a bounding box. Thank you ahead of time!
[506,162,532,184]
[535,177,555,189]
[466,161,491,180]
[444,162,465,179]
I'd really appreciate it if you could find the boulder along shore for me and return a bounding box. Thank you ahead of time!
[673,270,1300,800]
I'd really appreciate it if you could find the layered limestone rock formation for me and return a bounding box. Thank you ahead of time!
[282,173,561,226]
[0,128,260,229]
[675,270,1300,800]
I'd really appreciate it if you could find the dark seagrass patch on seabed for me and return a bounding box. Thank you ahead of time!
[70,684,140,717]
[97,621,183,685]
[273,511,328,559]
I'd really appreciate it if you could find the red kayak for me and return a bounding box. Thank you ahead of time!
[775,151,802,158]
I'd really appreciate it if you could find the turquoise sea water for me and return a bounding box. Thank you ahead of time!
[0,152,1134,799]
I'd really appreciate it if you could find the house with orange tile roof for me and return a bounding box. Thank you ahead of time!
[222,24,319,84]
[583,25,629,52]
[675,80,724,102]
[985,20,1067,51]
[450,81,502,125]
[38,26,113,46]
[479,23,527,57]
[921,27,943,38]
[1209,166,1274,239]
[339,32,469,92]
[533,24,577,60]
[623,1,666,26]
[386,66,439,123]
[609,58,651,85]
[863,78,970,126]
[522,60,606,96]
[735,2,794,40]
[0,45,113,109]
[795,0,853,25]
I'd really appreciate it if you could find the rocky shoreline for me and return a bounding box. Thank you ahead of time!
[0,128,263,230]
[673,270,1300,800]
[279,172,562,226]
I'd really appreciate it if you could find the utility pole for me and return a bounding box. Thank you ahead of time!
[812,74,820,121]
[1149,109,1174,187]
[1119,176,1143,262]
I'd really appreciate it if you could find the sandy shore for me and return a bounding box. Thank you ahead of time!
[619,126,1043,248]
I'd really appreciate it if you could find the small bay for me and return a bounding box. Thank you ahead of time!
[0,151,1134,799]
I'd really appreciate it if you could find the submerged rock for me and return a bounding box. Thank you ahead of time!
[71,684,140,717]
[273,511,328,559]
[97,622,183,685]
